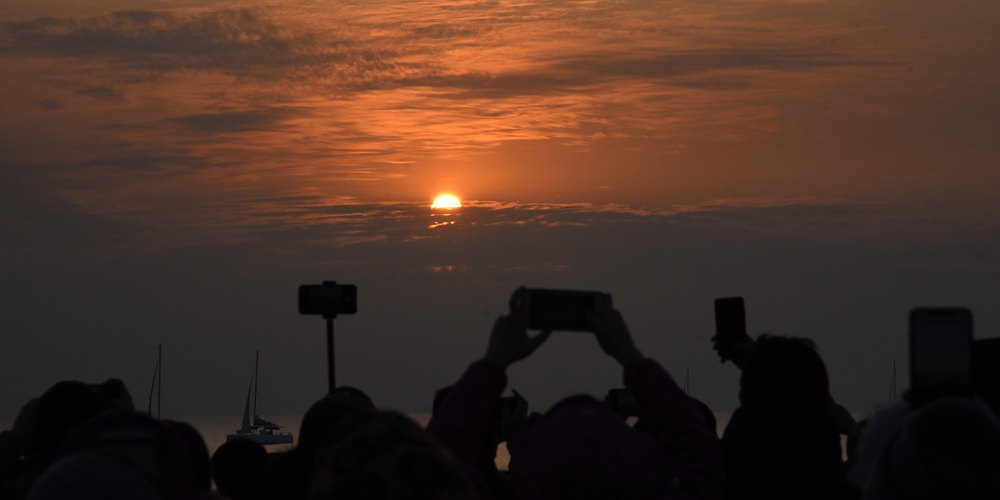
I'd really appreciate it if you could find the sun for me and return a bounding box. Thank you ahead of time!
[431,195,462,210]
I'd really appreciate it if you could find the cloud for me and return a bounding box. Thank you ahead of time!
[164,107,309,134]
[75,84,124,101]
[94,196,866,247]
[34,99,62,109]
[79,153,215,172]
[0,3,886,96]
[4,0,987,232]
[410,23,484,39]
[555,50,887,80]
[0,8,375,82]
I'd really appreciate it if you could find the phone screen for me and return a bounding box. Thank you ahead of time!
[714,297,746,343]
[910,308,972,390]
[525,289,606,331]
[298,284,357,316]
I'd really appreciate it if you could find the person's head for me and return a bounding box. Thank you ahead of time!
[298,387,375,460]
[739,334,830,411]
[212,438,268,500]
[91,379,134,410]
[864,398,1000,500]
[164,420,211,491]
[25,452,165,500]
[546,394,600,416]
[27,381,111,470]
[310,410,474,500]
[51,409,199,499]
[508,398,670,499]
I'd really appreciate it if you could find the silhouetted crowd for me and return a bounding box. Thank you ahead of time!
[2,289,999,499]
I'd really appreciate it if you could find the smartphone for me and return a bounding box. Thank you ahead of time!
[521,288,610,331]
[604,388,639,418]
[713,297,746,344]
[490,395,521,442]
[298,281,358,317]
[909,308,972,392]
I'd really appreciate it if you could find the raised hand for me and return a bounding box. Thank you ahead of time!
[483,314,552,369]
[586,305,644,367]
[712,335,756,370]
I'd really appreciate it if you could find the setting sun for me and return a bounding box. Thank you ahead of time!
[431,195,462,210]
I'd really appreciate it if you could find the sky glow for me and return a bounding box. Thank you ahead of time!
[0,0,997,419]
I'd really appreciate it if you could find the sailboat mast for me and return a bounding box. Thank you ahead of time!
[147,345,159,415]
[254,349,259,418]
[157,343,162,419]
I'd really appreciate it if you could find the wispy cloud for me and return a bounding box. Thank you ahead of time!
[0,3,889,94]
[49,190,877,248]
[0,0,994,247]
[1,9,325,78]
[165,107,309,134]
[74,84,124,101]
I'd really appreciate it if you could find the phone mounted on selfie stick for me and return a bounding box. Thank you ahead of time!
[298,281,358,392]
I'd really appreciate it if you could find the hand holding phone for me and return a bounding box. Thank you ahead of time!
[483,295,553,369]
[713,297,753,366]
[586,304,645,367]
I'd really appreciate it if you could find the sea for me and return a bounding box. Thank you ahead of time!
[166,412,737,471]
[4,411,865,472]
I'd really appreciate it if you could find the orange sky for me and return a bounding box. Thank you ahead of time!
[0,0,997,418]
[2,0,996,240]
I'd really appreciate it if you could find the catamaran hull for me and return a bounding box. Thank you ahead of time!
[226,433,294,445]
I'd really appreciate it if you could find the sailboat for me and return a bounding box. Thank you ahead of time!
[226,350,294,445]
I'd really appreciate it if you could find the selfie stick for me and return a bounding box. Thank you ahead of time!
[323,309,337,393]
[301,280,356,393]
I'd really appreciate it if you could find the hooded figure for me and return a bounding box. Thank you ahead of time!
[861,397,1000,500]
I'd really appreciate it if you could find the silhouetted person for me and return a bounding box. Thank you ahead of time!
[165,421,212,492]
[715,333,861,437]
[427,288,724,499]
[27,409,200,500]
[689,397,720,440]
[212,439,267,500]
[860,397,1000,499]
[24,382,111,477]
[310,410,475,500]
[91,379,135,411]
[1,381,132,498]
[24,453,166,500]
[432,385,522,499]
[252,387,374,500]
[297,387,375,460]
[1,399,38,498]
[722,335,858,500]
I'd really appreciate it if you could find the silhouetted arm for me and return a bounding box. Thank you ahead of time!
[626,359,725,500]
[427,310,551,499]
[588,307,725,500]
[427,360,506,499]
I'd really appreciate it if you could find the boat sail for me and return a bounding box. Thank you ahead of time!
[226,350,293,445]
